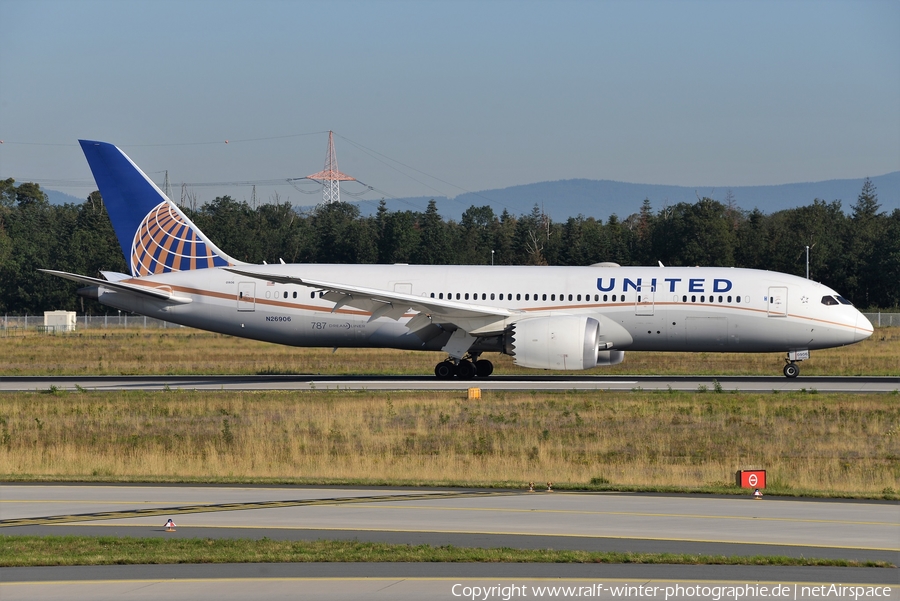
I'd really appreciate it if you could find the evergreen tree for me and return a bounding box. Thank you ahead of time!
[458,205,497,264]
[845,178,882,307]
[413,200,452,264]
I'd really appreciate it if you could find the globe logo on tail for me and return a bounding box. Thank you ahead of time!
[131,202,230,276]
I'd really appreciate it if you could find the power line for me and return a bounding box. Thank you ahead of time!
[10,131,519,215]
[334,133,515,212]
[0,131,329,148]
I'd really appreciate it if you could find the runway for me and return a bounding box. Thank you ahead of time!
[1,374,898,393]
[1,484,897,600]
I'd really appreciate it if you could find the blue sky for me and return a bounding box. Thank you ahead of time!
[0,0,897,208]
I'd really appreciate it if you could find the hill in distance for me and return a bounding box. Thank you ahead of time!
[44,189,87,205]
[360,171,900,221]
[45,171,899,222]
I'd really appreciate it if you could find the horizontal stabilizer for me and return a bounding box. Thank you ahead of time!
[100,271,131,282]
[40,270,192,304]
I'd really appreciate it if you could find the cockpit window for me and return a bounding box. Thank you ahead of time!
[821,296,839,306]
[835,296,853,306]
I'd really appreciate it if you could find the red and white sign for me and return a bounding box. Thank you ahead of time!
[737,470,766,489]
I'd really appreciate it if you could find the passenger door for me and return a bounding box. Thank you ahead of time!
[767,286,787,317]
[635,284,654,316]
[237,282,256,312]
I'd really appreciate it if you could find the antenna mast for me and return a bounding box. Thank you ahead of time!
[306,131,355,205]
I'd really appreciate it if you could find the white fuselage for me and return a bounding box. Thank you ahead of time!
[94,264,872,356]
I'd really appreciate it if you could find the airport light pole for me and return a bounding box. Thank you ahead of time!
[804,243,815,279]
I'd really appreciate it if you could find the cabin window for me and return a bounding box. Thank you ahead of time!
[568,294,573,301]
[490,293,495,300]
[727,295,732,303]
[603,294,608,302]
[464,293,469,300]
[456,293,460,300]
[482,293,487,300]
[542,294,547,301]
[691,295,696,303]
[524,294,529,301]
[576,294,581,301]
[735,296,740,303]
[551,294,556,301]
[310,292,315,298]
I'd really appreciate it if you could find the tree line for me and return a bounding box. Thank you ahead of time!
[1,177,897,314]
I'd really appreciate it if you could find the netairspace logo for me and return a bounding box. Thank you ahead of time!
[450,583,895,600]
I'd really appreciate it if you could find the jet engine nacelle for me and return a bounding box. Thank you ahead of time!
[509,316,600,370]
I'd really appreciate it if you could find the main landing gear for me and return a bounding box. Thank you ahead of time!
[434,355,494,380]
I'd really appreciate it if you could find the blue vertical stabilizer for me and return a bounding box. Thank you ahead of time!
[79,140,241,276]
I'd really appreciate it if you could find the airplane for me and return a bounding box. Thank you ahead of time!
[42,140,874,379]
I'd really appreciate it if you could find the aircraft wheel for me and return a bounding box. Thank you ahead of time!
[457,360,476,380]
[475,359,494,378]
[783,362,800,378]
[434,362,456,379]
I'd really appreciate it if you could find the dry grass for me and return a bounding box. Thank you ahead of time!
[1,326,898,376]
[1,389,897,496]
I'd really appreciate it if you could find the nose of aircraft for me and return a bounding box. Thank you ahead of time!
[854,309,874,343]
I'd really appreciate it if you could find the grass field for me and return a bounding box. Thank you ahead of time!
[2,388,897,496]
[1,536,889,568]
[1,326,898,376]
[1,327,897,497]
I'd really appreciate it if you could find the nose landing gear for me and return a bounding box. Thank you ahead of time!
[783,361,800,378]
[783,350,809,378]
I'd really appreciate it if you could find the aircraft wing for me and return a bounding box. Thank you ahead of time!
[224,267,522,335]
[40,270,193,304]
